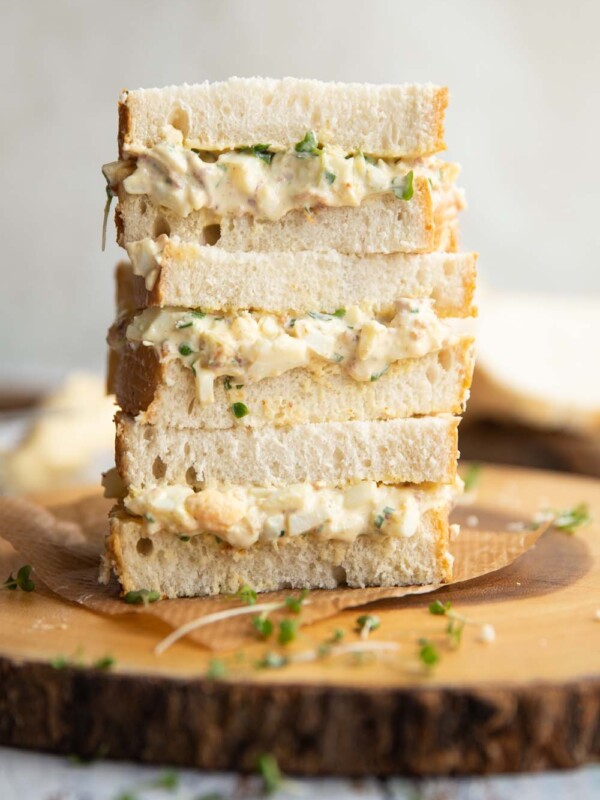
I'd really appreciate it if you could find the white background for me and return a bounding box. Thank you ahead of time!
[1,0,599,384]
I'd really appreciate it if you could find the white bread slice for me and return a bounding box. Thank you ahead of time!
[118,79,448,159]
[115,414,459,489]
[106,503,453,597]
[469,291,600,433]
[110,338,474,429]
[116,182,459,255]
[116,243,477,317]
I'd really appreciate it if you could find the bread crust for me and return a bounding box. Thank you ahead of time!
[106,505,452,597]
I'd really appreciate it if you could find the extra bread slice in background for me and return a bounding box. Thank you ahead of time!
[468,291,600,434]
[107,504,453,597]
[116,182,456,255]
[115,414,460,488]
[118,78,448,159]
[117,244,478,317]
[110,337,475,429]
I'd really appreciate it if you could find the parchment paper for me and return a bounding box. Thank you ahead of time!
[0,493,545,650]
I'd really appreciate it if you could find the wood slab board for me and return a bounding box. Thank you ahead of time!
[0,464,599,776]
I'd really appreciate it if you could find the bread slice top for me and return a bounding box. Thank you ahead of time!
[118,241,477,317]
[118,78,447,159]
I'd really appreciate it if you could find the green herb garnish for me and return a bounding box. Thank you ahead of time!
[237,584,258,605]
[239,144,275,165]
[123,589,160,605]
[295,130,320,155]
[553,503,591,534]
[324,170,336,184]
[462,462,482,492]
[223,376,233,390]
[278,618,299,645]
[252,616,274,639]
[149,770,179,790]
[374,506,394,529]
[418,638,440,668]
[257,753,283,795]
[370,366,389,382]
[101,184,113,252]
[256,651,288,670]
[178,343,193,356]
[175,320,193,329]
[429,600,452,616]
[94,655,116,670]
[191,309,206,318]
[355,614,381,638]
[3,564,35,592]
[207,658,227,680]
[391,170,414,201]
[143,512,155,523]
[307,310,333,321]
[332,308,346,317]
[232,402,249,419]
[284,589,309,613]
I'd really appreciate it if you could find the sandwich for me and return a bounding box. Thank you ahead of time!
[101,77,476,598]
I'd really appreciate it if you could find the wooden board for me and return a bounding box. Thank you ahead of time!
[0,463,599,776]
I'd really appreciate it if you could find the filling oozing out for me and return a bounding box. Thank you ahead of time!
[103,131,459,222]
[124,480,458,549]
[123,300,453,405]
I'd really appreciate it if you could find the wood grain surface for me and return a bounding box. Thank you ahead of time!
[0,464,599,776]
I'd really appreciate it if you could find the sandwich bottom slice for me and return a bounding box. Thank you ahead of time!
[102,480,457,597]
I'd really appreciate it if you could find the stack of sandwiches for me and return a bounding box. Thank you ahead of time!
[102,78,476,598]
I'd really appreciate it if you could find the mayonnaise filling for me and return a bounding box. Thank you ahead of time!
[123,300,453,405]
[124,480,459,549]
[103,140,458,222]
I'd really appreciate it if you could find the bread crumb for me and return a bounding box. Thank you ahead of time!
[465,515,479,527]
[594,609,600,621]
[478,624,496,643]
[507,521,525,532]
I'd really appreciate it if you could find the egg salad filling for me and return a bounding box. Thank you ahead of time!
[123,300,453,405]
[124,480,458,549]
[103,131,460,222]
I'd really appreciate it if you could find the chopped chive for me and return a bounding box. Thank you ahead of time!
[355,614,381,637]
[391,170,414,201]
[94,655,116,670]
[370,366,389,382]
[332,308,346,318]
[462,462,482,492]
[232,402,249,419]
[553,502,592,534]
[143,512,155,523]
[238,144,274,165]
[178,343,193,356]
[429,600,452,616]
[294,130,320,155]
[284,589,309,613]
[3,564,35,592]
[175,320,193,329]
[191,310,206,318]
[255,651,288,670]
[324,170,336,184]
[257,753,283,795]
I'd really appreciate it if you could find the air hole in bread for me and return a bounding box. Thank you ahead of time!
[262,94,273,106]
[168,106,190,139]
[438,349,452,372]
[185,466,197,487]
[152,456,167,479]
[332,565,347,584]
[203,224,221,246]
[425,364,438,384]
[153,215,171,238]
[184,442,191,457]
[136,537,154,557]
[143,427,153,441]
[139,199,147,215]
[187,398,195,415]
